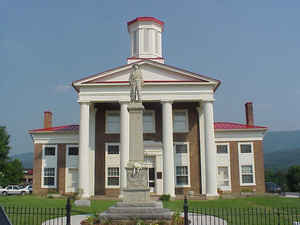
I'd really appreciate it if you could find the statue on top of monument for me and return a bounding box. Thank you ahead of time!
[129,64,144,103]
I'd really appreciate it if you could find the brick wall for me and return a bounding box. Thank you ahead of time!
[33,143,67,195]
[227,140,265,194]
[94,102,202,196]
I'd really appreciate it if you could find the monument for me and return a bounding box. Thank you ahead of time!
[99,64,173,222]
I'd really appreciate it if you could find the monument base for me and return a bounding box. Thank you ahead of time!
[122,188,150,202]
[99,201,173,221]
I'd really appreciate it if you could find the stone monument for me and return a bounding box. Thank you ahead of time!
[99,64,173,222]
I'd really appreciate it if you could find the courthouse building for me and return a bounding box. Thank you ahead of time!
[29,17,267,198]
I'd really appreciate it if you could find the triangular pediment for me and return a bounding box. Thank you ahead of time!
[73,60,220,90]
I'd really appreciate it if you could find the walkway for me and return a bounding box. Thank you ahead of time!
[43,213,227,225]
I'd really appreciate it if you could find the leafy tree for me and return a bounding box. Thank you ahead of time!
[0,126,10,171]
[286,165,300,192]
[0,126,24,186]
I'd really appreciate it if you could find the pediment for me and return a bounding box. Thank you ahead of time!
[73,60,220,89]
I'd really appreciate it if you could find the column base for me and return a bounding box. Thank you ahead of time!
[206,193,219,200]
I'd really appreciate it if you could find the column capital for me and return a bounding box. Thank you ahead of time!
[119,100,130,105]
[160,99,173,104]
[201,99,215,104]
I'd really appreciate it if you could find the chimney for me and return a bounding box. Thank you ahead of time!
[127,17,165,64]
[245,102,254,126]
[44,111,52,128]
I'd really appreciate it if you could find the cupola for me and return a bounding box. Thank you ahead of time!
[127,17,164,64]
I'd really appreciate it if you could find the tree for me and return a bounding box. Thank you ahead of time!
[0,126,24,186]
[286,165,300,192]
[0,126,10,171]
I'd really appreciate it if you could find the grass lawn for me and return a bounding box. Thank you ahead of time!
[0,195,299,225]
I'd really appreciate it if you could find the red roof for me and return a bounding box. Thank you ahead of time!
[127,17,164,28]
[214,122,267,130]
[29,125,79,133]
[29,122,267,133]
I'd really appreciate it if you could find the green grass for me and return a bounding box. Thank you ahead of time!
[0,195,299,225]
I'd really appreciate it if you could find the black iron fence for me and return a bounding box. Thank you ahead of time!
[1,198,72,225]
[183,196,300,225]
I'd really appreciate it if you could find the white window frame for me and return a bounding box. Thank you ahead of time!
[173,110,189,133]
[42,144,57,188]
[66,144,79,168]
[174,142,190,187]
[42,167,57,188]
[105,143,120,188]
[216,143,231,191]
[143,110,156,133]
[238,142,256,186]
[105,110,120,134]
[107,167,120,187]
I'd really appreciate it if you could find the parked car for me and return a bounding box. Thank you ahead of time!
[1,185,30,196]
[0,186,6,195]
[19,185,32,194]
[265,182,281,193]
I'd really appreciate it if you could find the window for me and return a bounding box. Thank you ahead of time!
[43,168,55,187]
[175,144,188,153]
[144,29,150,52]
[240,144,252,153]
[217,166,230,187]
[155,31,159,54]
[68,147,78,155]
[107,167,119,186]
[106,112,120,133]
[217,145,228,154]
[173,110,188,132]
[108,145,119,154]
[133,30,138,55]
[143,111,155,133]
[45,147,55,156]
[241,165,254,184]
[176,166,188,185]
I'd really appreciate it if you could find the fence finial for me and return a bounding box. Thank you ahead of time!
[66,197,71,225]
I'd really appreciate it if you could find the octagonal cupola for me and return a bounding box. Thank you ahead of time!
[127,17,164,64]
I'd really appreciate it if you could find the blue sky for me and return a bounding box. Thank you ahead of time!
[1,0,300,155]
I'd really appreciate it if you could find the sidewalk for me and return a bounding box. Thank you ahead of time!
[42,214,89,225]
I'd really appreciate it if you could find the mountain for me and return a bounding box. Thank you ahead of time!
[263,130,300,154]
[10,152,34,169]
[264,148,300,170]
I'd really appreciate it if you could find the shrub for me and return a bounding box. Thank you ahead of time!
[159,194,171,202]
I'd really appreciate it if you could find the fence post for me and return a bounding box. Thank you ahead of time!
[277,208,280,225]
[66,197,71,225]
[184,195,189,225]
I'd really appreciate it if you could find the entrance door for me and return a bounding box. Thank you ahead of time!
[67,168,78,193]
[148,167,155,192]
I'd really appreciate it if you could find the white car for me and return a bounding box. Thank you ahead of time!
[19,185,32,194]
[1,185,29,196]
[0,186,6,195]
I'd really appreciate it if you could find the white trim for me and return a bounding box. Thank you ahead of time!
[214,130,265,142]
[174,142,190,188]
[105,111,120,134]
[143,110,156,133]
[32,133,78,144]
[216,143,231,191]
[105,143,120,188]
[238,142,256,186]
[173,110,189,133]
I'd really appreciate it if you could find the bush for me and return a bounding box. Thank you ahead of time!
[159,194,171,201]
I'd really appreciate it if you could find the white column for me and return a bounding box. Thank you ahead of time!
[203,101,218,197]
[197,105,206,195]
[161,100,175,197]
[89,104,96,196]
[79,102,90,198]
[119,101,130,198]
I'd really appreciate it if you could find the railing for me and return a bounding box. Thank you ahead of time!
[2,198,72,225]
[183,196,300,225]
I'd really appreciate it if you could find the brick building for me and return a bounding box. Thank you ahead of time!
[29,17,267,198]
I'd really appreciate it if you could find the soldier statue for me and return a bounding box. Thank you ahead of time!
[129,64,144,103]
